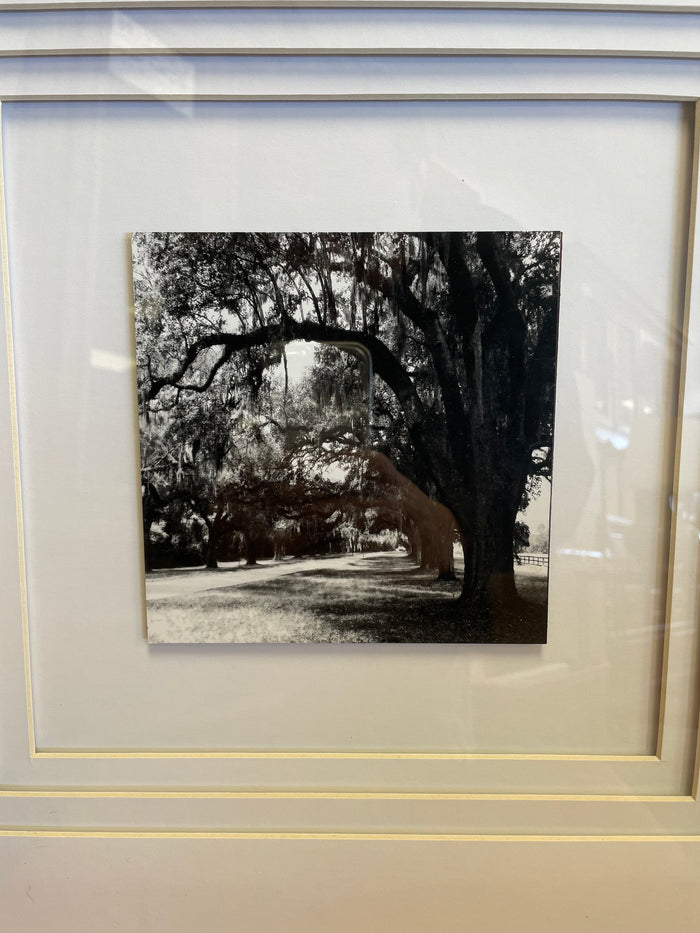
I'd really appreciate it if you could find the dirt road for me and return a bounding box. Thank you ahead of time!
[146,552,372,602]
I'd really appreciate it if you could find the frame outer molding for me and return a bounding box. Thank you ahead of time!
[1,4,700,843]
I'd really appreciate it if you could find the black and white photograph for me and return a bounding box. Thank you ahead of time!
[133,231,561,644]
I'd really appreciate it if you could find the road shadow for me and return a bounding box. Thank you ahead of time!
[227,552,547,644]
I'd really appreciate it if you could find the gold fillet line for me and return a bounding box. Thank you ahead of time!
[30,750,659,761]
[3,0,700,13]
[6,49,700,60]
[0,101,36,757]
[0,95,694,104]
[2,829,700,842]
[689,103,700,800]
[0,789,689,801]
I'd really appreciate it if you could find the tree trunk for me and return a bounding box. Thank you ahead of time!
[454,477,522,638]
[142,516,154,573]
[403,517,422,565]
[205,521,219,569]
[205,507,225,569]
[415,501,456,580]
[245,534,258,566]
[433,510,457,581]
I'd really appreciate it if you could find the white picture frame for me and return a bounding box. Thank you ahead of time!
[2,4,700,930]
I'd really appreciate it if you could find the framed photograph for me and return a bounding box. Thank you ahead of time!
[2,5,700,931]
[133,229,561,644]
